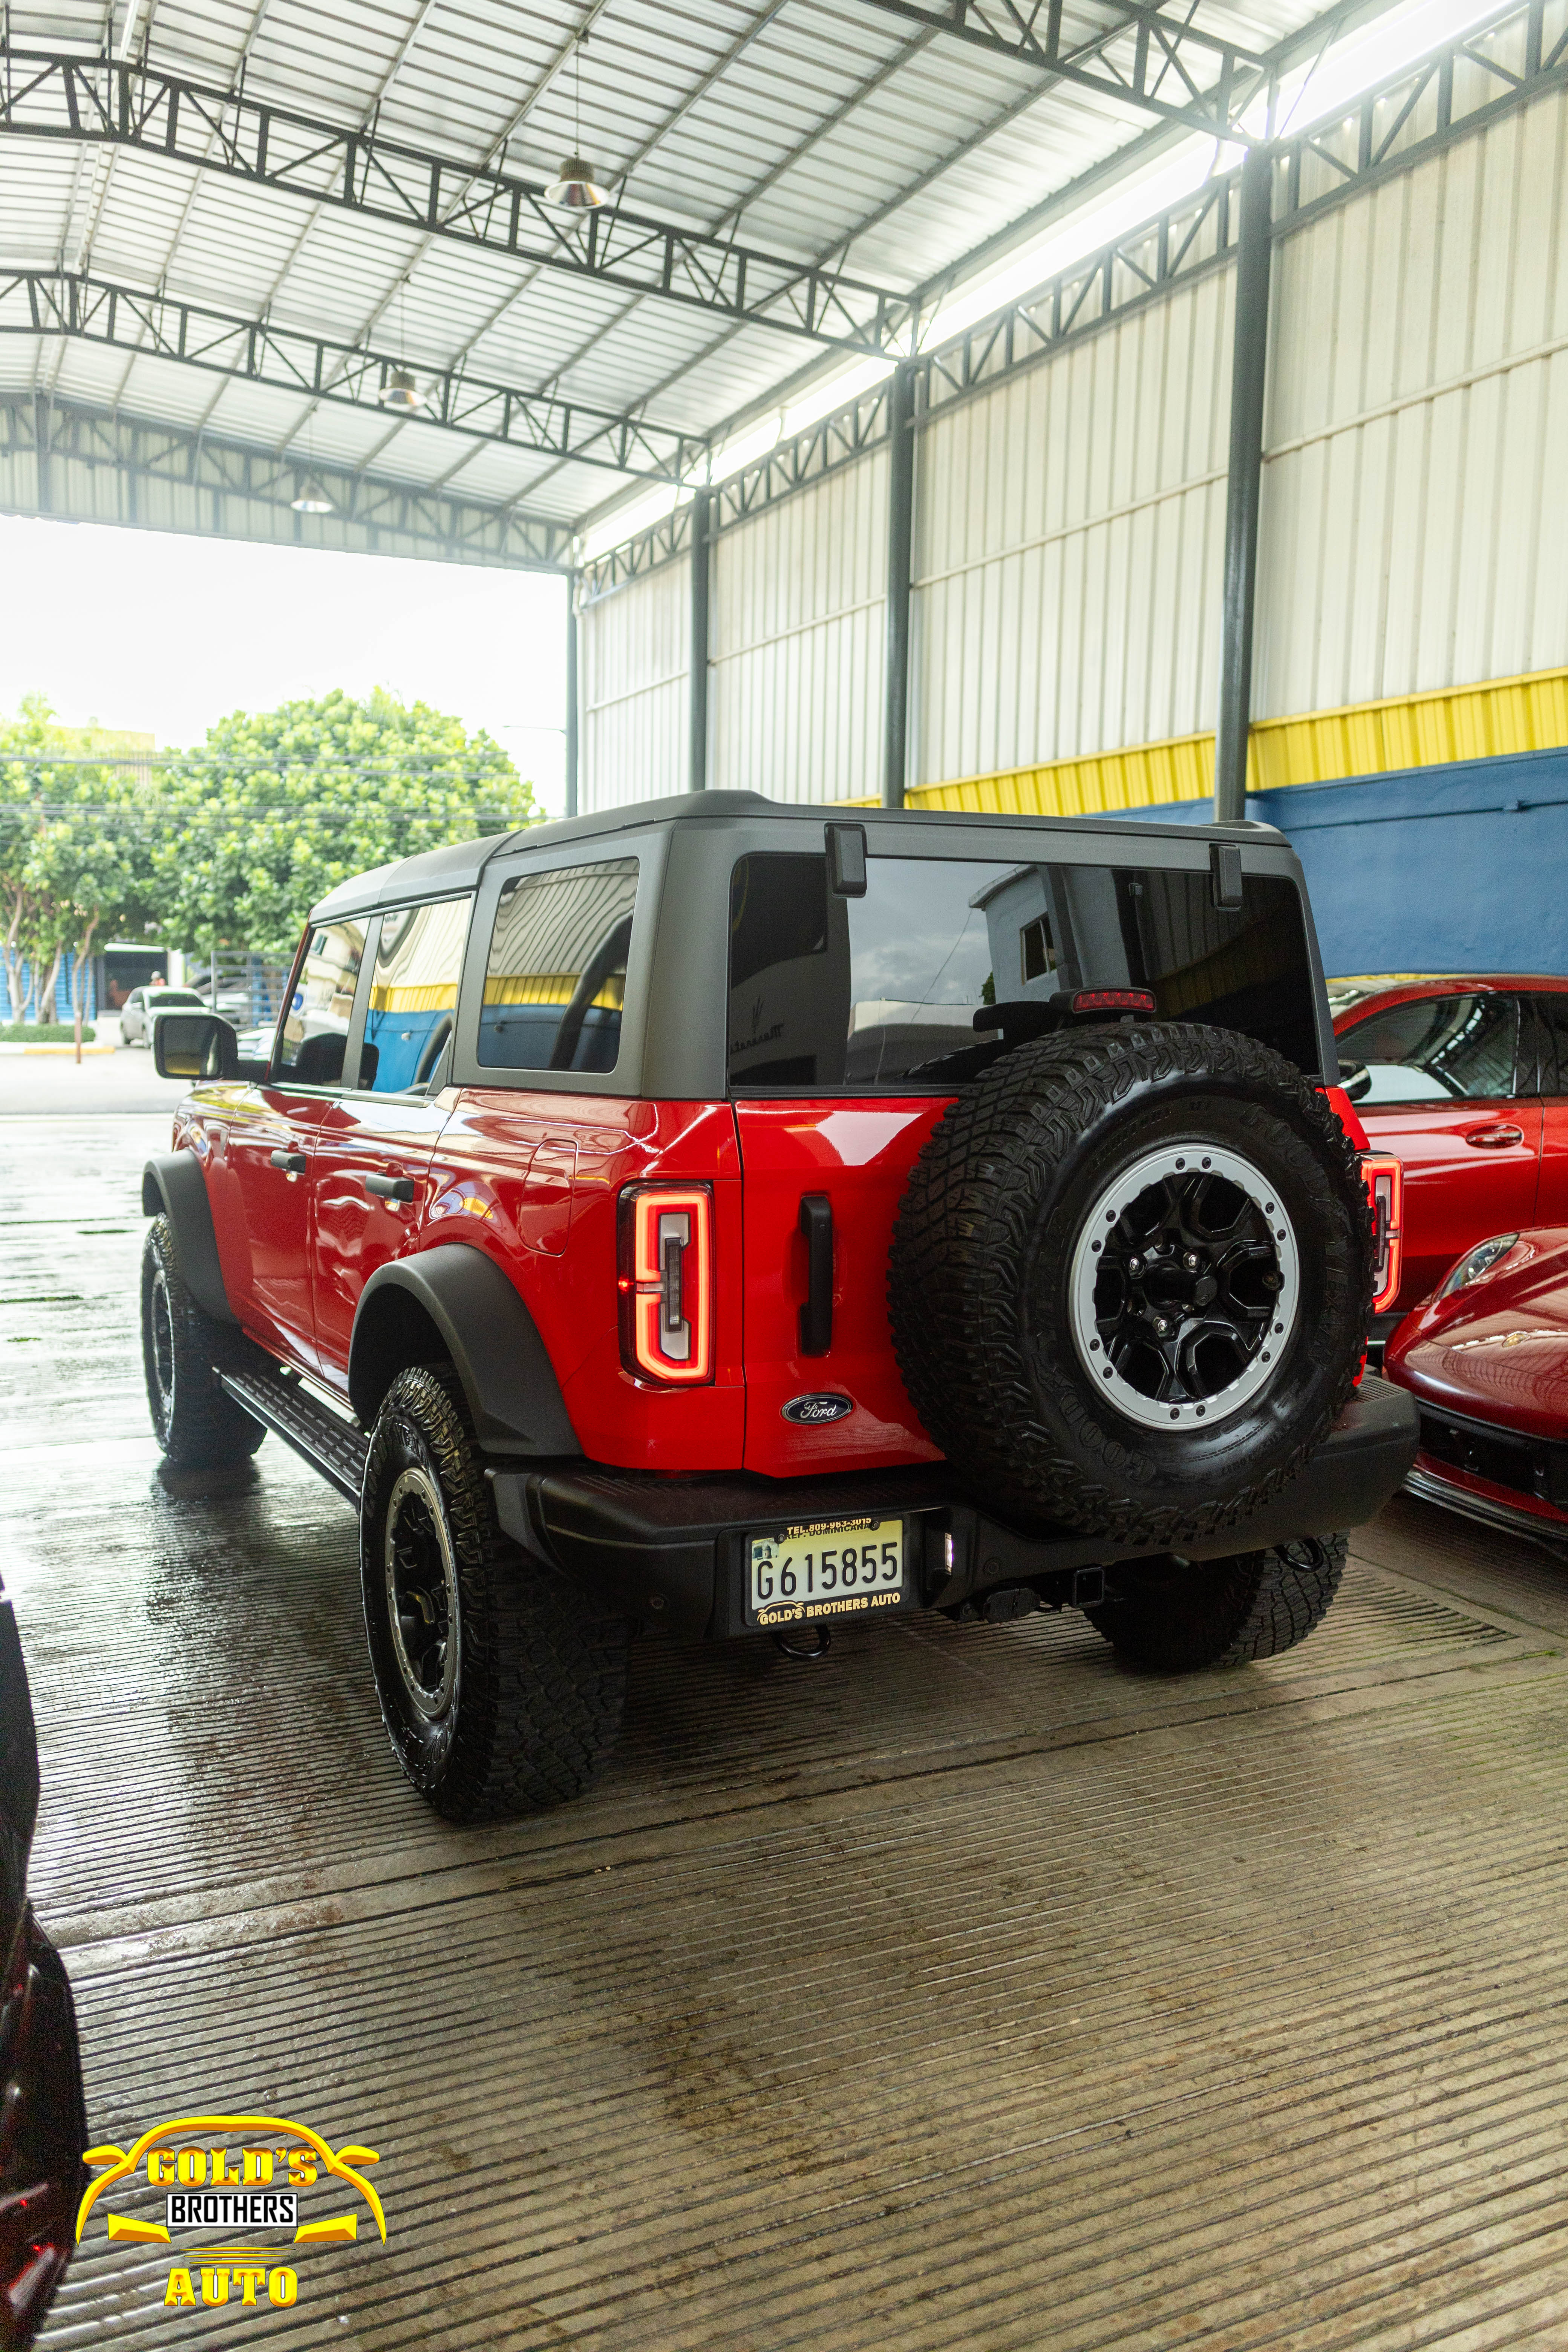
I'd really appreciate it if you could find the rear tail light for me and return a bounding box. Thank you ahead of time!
[1060,988,1157,1016]
[618,1184,714,1385]
[1361,1154,1403,1317]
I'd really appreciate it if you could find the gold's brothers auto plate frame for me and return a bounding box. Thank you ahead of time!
[746,1514,909,1629]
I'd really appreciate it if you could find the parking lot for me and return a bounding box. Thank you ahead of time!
[4,1106,1567,2348]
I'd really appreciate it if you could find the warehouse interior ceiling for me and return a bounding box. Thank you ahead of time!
[0,0,1478,565]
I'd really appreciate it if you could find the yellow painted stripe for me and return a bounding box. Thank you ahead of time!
[889,663,1568,820]
[368,982,459,1012]
[482,973,624,1010]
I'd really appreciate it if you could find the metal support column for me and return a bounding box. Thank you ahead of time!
[882,363,916,810]
[1214,144,1273,824]
[689,488,711,792]
[33,391,51,515]
[564,577,579,820]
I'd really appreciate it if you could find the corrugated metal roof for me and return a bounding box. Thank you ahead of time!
[0,0,1343,547]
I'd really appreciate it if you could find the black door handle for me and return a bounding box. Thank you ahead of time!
[268,1149,306,1174]
[798,1194,833,1356]
[364,1171,416,1203]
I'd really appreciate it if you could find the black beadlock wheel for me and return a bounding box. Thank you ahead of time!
[360,1365,628,1820]
[139,1216,265,1469]
[1085,1534,1348,1669]
[889,1023,1374,1548]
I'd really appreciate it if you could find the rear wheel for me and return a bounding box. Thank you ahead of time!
[140,1216,264,1468]
[1086,1534,1348,1670]
[360,1366,627,1819]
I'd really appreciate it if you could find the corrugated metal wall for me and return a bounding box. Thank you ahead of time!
[710,456,886,802]
[1257,83,1568,723]
[910,268,1233,790]
[576,85,1568,814]
[579,557,691,811]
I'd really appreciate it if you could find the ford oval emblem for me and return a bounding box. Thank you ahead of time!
[781,1392,853,1425]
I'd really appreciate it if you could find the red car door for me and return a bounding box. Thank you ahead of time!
[1336,989,1540,1310]
[207,918,371,1365]
[309,898,471,1384]
[1525,989,1568,1231]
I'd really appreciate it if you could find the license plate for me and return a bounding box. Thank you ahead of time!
[746,1515,906,1628]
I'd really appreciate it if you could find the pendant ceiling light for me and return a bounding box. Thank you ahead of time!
[544,154,608,210]
[290,475,334,514]
[378,366,424,410]
[544,32,607,212]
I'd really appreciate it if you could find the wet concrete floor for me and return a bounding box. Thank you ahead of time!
[8,1113,1568,2349]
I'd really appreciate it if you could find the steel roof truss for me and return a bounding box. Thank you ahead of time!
[854,0,1270,135]
[2,269,707,482]
[0,48,918,353]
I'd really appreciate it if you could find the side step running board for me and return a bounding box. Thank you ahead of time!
[219,1361,369,1503]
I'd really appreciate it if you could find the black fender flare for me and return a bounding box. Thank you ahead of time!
[141,1151,237,1325]
[349,1244,582,1457]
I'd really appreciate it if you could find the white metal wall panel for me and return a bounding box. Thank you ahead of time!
[710,459,887,803]
[911,269,1234,787]
[1258,84,1568,718]
[579,560,691,813]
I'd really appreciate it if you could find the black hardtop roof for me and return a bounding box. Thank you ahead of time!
[308,790,1279,922]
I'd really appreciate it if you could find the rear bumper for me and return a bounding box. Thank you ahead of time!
[490,1375,1419,1637]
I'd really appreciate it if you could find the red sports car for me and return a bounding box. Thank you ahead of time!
[1384,1228,1568,1549]
[1330,974,1568,1343]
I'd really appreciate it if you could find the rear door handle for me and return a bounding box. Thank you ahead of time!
[364,1171,416,1202]
[269,1149,306,1174]
[798,1194,833,1356]
[1464,1124,1525,1148]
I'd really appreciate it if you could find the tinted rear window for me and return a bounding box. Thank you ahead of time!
[727,853,1318,1091]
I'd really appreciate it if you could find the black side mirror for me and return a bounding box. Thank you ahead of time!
[1338,1059,1372,1102]
[154,1012,250,1082]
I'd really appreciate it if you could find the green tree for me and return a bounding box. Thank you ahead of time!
[0,695,156,1032]
[150,689,537,958]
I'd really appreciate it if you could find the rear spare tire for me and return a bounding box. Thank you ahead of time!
[889,1022,1372,1547]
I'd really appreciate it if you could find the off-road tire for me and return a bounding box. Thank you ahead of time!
[1085,1533,1348,1669]
[360,1365,627,1820]
[140,1215,265,1468]
[890,1023,1373,1547]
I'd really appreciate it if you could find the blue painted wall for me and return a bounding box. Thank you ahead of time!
[1107,744,1568,978]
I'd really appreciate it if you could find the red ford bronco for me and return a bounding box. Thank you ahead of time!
[141,793,1415,1819]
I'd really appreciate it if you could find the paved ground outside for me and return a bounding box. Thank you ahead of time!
[8,1116,1568,2348]
[0,1044,191,1119]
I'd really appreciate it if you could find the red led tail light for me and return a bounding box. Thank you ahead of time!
[1361,1154,1403,1317]
[618,1184,714,1385]
[1068,988,1157,1015]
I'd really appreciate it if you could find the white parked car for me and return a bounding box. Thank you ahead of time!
[118,986,209,1044]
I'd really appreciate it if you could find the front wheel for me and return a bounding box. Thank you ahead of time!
[140,1217,264,1468]
[1085,1533,1348,1671]
[360,1366,628,1820]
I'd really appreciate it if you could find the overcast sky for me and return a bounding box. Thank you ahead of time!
[0,514,571,818]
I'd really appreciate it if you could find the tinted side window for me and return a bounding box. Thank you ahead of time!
[274,921,367,1085]
[479,859,638,1073]
[362,898,471,1093]
[1338,993,1518,1104]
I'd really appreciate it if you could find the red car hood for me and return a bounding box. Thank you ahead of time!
[1385,1229,1568,1440]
